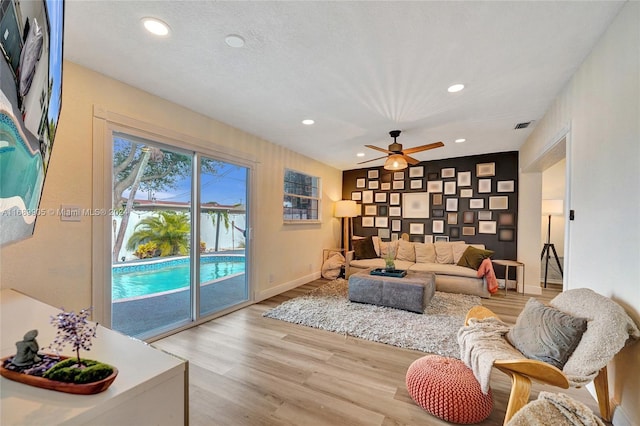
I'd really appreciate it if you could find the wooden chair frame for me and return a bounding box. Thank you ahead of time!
[464,306,611,425]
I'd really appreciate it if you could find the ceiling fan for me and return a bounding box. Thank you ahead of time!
[358,130,444,170]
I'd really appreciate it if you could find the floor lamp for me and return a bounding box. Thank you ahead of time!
[335,200,358,252]
[541,199,564,288]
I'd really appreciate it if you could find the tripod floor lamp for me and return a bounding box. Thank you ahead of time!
[541,199,564,288]
[335,200,358,252]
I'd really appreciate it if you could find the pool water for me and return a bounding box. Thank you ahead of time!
[112,260,245,300]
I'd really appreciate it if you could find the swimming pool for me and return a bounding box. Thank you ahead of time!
[112,256,245,300]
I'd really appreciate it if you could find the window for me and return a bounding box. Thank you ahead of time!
[283,169,320,222]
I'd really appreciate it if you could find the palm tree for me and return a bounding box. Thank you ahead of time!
[126,211,190,257]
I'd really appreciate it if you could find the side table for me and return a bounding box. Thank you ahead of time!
[492,259,525,295]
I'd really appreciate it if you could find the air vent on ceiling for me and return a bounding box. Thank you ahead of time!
[514,121,533,129]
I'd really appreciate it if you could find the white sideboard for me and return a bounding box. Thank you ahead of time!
[0,289,188,425]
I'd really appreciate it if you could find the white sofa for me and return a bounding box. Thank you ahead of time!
[345,238,492,298]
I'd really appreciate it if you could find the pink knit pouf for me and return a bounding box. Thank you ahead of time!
[406,355,493,424]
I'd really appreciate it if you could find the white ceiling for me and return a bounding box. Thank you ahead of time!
[63,1,624,171]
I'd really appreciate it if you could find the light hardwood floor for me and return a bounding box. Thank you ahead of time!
[153,280,604,425]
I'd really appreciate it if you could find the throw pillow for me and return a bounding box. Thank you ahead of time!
[434,242,464,264]
[379,240,399,258]
[396,239,416,262]
[506,298,588,369]
[452,243,469,264]
[415,243,436,263]
[457,246,495,270]
[321,252,345,280]
[352,236,377,260]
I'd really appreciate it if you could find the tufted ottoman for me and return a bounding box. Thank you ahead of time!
[406,355,493,424]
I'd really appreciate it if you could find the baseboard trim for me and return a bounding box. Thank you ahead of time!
[255,272,322,301]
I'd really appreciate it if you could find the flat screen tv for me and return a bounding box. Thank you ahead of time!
[0,0,64,245]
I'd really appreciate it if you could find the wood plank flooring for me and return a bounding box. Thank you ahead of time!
[153,280,604,426]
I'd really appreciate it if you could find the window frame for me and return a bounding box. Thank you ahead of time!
[283,168,321,224]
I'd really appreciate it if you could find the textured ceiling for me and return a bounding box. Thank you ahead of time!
[63,1,624,170]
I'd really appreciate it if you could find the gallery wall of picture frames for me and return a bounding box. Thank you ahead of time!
[342,151,519,263]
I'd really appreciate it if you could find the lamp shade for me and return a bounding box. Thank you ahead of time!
[542,199,564,216]
[335,200,358,218]
[384,154,408,171]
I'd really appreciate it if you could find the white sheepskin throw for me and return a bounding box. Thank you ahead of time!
[550,288,640,386]
[321,252,345,280]
[507,392,604,426]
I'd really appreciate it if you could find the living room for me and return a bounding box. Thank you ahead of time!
[0,1,638,425]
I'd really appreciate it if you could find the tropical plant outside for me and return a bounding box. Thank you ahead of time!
[126,211,191,257]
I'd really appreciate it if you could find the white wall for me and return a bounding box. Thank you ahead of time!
[0,62,343,315]
[520,3,639,424]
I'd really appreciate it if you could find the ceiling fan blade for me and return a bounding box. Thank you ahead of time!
[365,144,393,154]
[357,155,387,165]
[402,142,444,155]
[403,155,421,165]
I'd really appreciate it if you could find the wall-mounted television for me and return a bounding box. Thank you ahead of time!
[0,0,64,245]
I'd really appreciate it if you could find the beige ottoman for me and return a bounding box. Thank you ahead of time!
[348,270,436,313]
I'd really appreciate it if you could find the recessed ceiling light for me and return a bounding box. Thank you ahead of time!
[455,138,466,143]
[302,119,315,125]
[356,152,365,157]
[448,83,465,93]
[225,34,245,48]
[142,18,170,36]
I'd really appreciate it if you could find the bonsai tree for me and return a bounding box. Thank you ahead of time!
[43,308,114,384]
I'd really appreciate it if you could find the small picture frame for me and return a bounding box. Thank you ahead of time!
[463,211,475,224]
[393,171,405,180]
[432,209,444,218]
[498,212,515,226]
[389,193,401,205]
[434,235,449,242]
[462,226,476,236]
[427,172,439,180]
[446,198,458,212]
[403,192,430,218]
[427,180,443,193]
[489,196,509,210]
[424,235,434,243]
[356,178,366,188]
[375,192,387,203]
[392,180,405,190]
[458,171,471,187]
[380,182,391,191]
[478,179,492,193]
[409,223,425,234]
[449,227,460,239]
[410,179,423,190]
[478,211,492,221]
[447,212,458,225]
[362,217,374,227]
[469,198,485,209]
[460,188,473,198]
[364,205,377,216]
[351,191,362,201]
[389,206,402,216]
[499,228,515,242]
[368,180,379,190]
[478,221,497,234]
[432,193,443,205]
[476,162,496,177]
[378,228,390,239]
[368,170,379,179]
[391,219,401,232]
[362,190,374,204]
[441,167,456,178]
[497,180,515,193]
[375,216,388,228]
[432,220,444,234]
[409,166,424,178]
[378,206,388,216]
[444,181,456,195]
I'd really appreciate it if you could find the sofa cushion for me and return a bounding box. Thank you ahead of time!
[434,241,466,264]
[396,240,416,262]
[409,263,479,278]
[350,258,414,271]
[380,240,399,258]
[457,246,495,270]
[415,243,437,264]
[452,244,468,264]
[353,236,377,260]
[506,298,588,369]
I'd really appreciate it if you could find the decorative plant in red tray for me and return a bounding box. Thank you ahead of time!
[0,307,118,394]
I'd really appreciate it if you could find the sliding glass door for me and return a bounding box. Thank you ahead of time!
[110,134,249,339]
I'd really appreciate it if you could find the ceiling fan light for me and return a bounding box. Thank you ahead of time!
[384,154,408,171]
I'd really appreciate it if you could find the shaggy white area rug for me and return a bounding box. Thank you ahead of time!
[263,279,481,358]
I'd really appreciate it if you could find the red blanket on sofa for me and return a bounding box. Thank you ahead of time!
[477,258,499,294]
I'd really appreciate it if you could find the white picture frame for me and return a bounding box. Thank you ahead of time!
[410,179,423,189]
[380,182,391,191]
[447,212,458,225]
[368,170,379,179]
[441,167,456,178]
[389,193,401,205]
[469,198,484,209]
[368,180,379,190]
[489,196,509,210]
[426,180,443,193]
[409,223,425,234]
[375,216,388,228]
[389,206,402,216]
[432,220,444,234]
[434,235,449,242]
[497,180,515,192]
[362,190,373,204]
[364,205,377,216]
[424,235,434,243]
[393,171,405,180]
[444,181,456,195]
[391,219,401,232]
[446,198,458,212]
[409,166,424,178]
[478,221,497,234]
[403,192,430,218]
[356,178,366,188]
[476,162,496,177]
[392,180,405,190]
[362,217,374,227]
[457,171,471,187]
[374,192,387,203]
[478,178,491,193]
[378,228,390,239]
[351,191,361,201]
[478,211,492,221]
[460,188,473,198]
